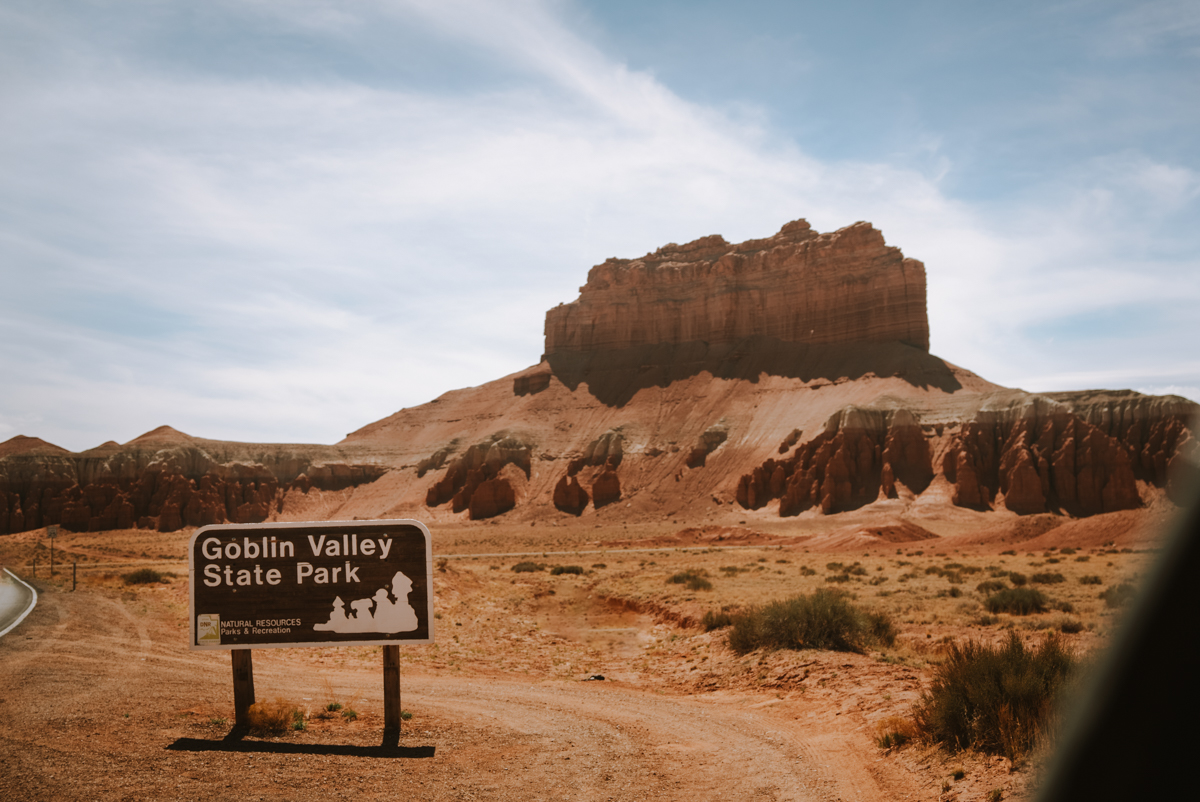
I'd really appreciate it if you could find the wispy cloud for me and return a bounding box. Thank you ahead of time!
[1,0,1196,450]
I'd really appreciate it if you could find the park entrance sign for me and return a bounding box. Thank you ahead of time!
[189,520,434,650]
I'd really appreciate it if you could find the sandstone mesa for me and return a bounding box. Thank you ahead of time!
[2,218,1196,541]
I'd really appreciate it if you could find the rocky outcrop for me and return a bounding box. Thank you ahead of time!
[943,396,1141,516]
[544,220,929,357]
[591,463,622,508]
[0,431,387,534]
[735,392,1189,518]
[736,406,933,516]
[552,475,589,515]
[686,425,729,469]
[423,433,533,520]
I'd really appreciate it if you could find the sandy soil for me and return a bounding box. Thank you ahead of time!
[0,518,1163,801]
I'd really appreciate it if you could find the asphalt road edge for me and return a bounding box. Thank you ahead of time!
[0,567,38,638]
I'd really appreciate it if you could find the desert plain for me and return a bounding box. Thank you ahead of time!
[0,504,1174,801]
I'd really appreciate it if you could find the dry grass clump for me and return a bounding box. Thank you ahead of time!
[875,715,918,749]
[667,569,712,591]
[727,588,896,655]
[913,632,1074,762]
[122,568,166,585]
[247,698,306,735]
[984,587,1049,616]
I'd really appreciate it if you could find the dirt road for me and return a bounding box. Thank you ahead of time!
[0,577,927,801]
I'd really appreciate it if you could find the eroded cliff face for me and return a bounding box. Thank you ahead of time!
[544,220,929,356]
[733,391,1196,519]
[0,427,387,535]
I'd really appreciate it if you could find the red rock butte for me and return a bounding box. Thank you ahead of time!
[544,220,929,356]
[1,217,1197,547]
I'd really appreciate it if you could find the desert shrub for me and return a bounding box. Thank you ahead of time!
[937,587,964,598]
[848,564,868,576]
[123,568,165,585]
[1008,572,1028,586]
[826,562,845,571]
[591,563,606,569]
[1031,572,1066,585]
[1074,555,1090,562]
[925,565,944,576]
[976,579,1008,594]
[1100,582,1137,609]
[512,561,544,573]
[1059,547,1076,555]
[1001,549,1017,556]
[825,573,850,583]
[1058,618,1085,634]
[985,588,1050,616]
[702,609,735,631]
[869,575,888,586]
[799,565,816,576]
[668,569,712,590]
[550,565,584,576]
[1078,575,1102,585]
[341,708,358,721]
[247,698,305,735]
[913,632,1075,761]
[875,715,917,749]
[726,588,896,655]
[1053,600,1075,614]
[945,571,964,584]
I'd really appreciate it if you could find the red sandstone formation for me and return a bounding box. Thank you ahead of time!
[3,217,1196,537]
[0,429,386,535]
[544,220,929,356]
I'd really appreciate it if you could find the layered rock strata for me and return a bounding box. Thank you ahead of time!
[544,220,929,356]
[0,428,386,535]
[735,392,1195,518]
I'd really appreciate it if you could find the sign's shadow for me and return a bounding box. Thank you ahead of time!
[167,726,435,758]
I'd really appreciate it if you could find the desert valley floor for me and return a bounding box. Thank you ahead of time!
[0,506,1174,802]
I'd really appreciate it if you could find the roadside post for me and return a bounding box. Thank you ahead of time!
[47,525,57,576]
[189,520,434,735]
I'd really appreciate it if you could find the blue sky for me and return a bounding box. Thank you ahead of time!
[2,0,1197,452]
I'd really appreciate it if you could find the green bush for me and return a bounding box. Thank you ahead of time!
[913,632,1074,761]
[1100,582,1137,609]
[985,588,1050,616]
[512,561,544,573]
[667,569,712,591]
[1031,572,1066,585]
[550,565,584,576]
[726,588,896,655]
[123,568,165,585]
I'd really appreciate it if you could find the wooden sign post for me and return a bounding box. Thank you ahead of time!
[188,520,434,734]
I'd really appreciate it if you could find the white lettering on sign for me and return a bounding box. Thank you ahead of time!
[306,535,393,559]
[295,561,362,584]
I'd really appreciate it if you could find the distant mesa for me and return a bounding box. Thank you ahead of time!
[544,219,930,357]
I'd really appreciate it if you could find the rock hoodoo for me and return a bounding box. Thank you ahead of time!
[544,220,929,356]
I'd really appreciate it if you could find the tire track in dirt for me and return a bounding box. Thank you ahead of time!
[405,675,874,801]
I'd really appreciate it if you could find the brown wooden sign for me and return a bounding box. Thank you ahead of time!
[188,520,434,650]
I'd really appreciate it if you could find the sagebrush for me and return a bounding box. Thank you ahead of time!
[727,588,896,655]
[913,632,1074,761]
